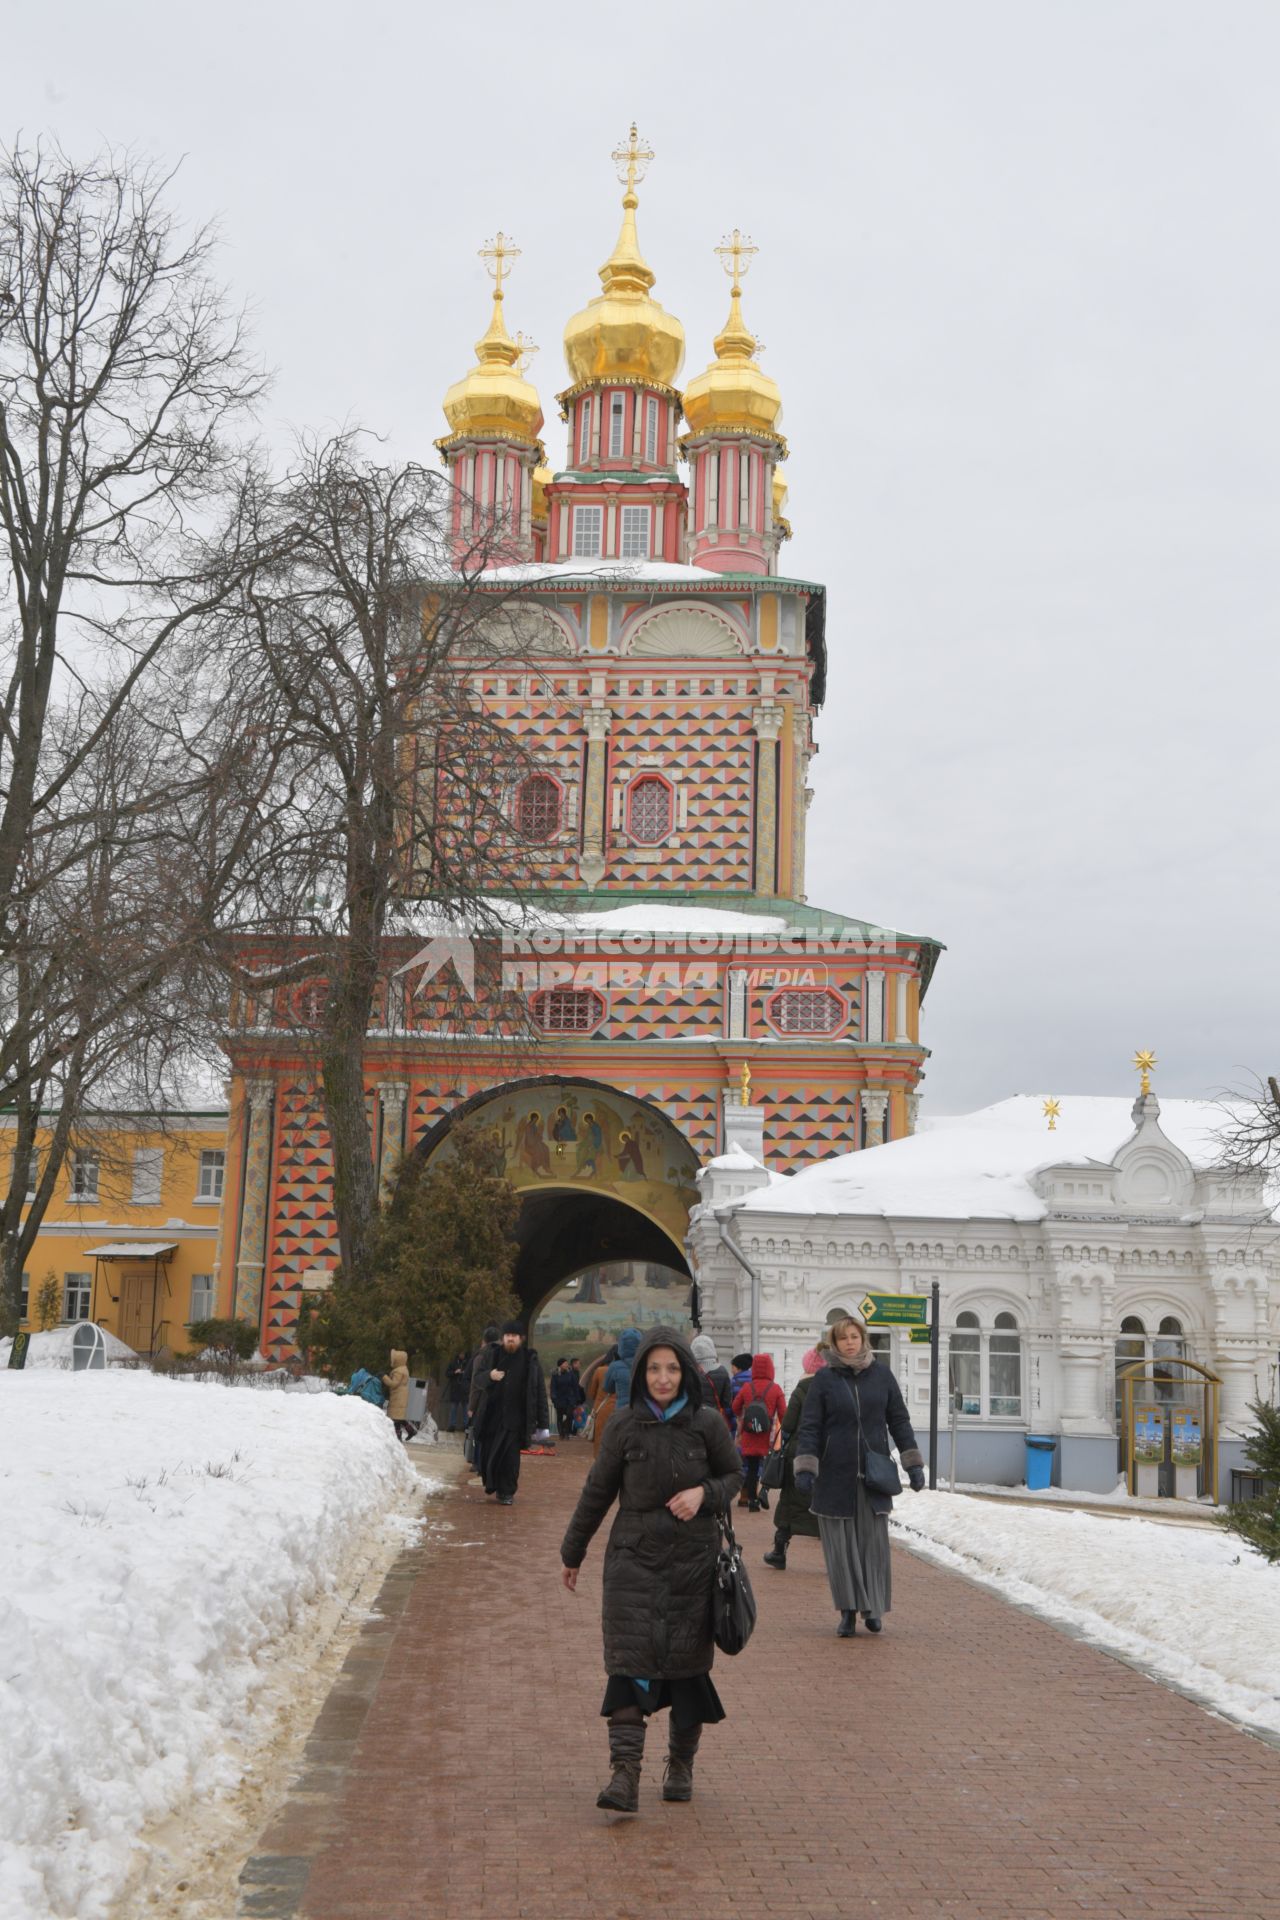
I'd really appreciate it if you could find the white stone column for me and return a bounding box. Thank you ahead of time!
[580,708,611,888]
[895,972,909,1043]
[864,970,885,1042]
[862,1091,889,1148]
[378,1080,409,1194]
[751,704,784,895]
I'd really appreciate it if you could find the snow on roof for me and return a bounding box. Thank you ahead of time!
[83,1243,178,1259]
[736,1093,1245,1222]
[387,897,794,940]
[481,559,726,584]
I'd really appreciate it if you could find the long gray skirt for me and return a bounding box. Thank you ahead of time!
[815,1482,893,1615]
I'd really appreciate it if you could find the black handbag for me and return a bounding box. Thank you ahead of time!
[712,1513,757,1655]
[760,1440,787,1493]
[841,1376,902,1499]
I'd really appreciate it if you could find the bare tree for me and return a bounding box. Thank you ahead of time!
[220,434,549,1289]
[1216,1074,1280,1174]
[0,137,268,1320]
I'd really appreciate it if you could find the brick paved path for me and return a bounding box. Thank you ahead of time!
[243,1449,1280,1920]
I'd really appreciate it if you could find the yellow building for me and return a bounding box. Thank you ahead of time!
[4,1107,229,1355]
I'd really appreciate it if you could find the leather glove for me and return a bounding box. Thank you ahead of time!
[795,1471,815,1495]
[908,1466,926,1492]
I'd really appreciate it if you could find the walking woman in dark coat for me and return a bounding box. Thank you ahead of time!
[559,1326,743,1814]
[794,1315,926,1637]
[762,1342,828,1571]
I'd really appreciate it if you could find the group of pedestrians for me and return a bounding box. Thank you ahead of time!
[558,1314,927,1814]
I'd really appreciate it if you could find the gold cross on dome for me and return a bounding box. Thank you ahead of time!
[514,332,539,374]
[480,232,520,293]
[715,228,759,295]
[613,124,654,195]
[1133,1049,1158,1096]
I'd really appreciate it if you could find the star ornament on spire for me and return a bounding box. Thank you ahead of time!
[1042,1098,1061,1132]
[612,123,654,197]
[480,231,520,295]
[1133,1049,1158,1096]
[715,228,758,295]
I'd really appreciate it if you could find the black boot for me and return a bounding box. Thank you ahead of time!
[662,1722,702,1802]
[836,1609,858,1637]
[762,1529,789,1570]
[596,1711,646,1813]
[862,1613,883,1633]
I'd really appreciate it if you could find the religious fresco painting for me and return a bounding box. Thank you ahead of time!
[532,1258,694,1370]
[428,1082,701,1255]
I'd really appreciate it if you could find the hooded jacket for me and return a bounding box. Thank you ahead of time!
[774,1348,828,1537]
[602,1327,642,1407]
[382,1350,410,1419]
[559,1327,744,1680]
[690,1333,732,1420]
[794,1352,924,1518]
[731,1354,788,1458]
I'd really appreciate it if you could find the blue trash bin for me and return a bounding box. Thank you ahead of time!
[1024,1434,1057,1491]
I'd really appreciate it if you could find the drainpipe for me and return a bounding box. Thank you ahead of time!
[716,1211,761,1354]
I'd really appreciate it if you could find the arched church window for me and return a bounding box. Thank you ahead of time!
[578,395,593,464]
[609,391,626,457]
[1113,1315,1146,1425]
[989,1311,1022,1417]
[768,988,846,1036]
[949,1311,981,1415]
[1153,1315,1185,1403]
[530,987,606,1034]
[514,773,562,842]
[645,396,659,463]
[627,774,673,844]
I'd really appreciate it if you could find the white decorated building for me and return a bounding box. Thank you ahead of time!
[688,1090,1280,1499]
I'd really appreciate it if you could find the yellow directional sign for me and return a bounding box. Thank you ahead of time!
[908,1325,934,1345]
[859,1291,929,1326]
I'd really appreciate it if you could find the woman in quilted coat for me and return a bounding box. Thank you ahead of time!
[559,1327,742,1815]
[794,1315,926,1637]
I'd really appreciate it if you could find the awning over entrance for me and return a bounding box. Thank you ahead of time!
[82,1243,177,1260]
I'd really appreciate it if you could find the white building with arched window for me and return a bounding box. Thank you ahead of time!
[687,1090,1280,1499]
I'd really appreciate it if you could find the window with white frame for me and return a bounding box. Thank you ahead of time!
[608,392,626,457]
[572,505,602,557]
[738,449,751,526]
[578,395,593,463]
[69,1152,99,1203]
[190,1272,215,1321]
[63,1273,91,1322]
[645,396,659,463]
[197,1150,226,1202]
[768,988,846,1035]
[619,505,650,559]
[131,1147,164,1206]
[949,1310,1022,1417]
[627,774,673,844]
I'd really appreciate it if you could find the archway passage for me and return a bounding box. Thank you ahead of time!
[516,1189,693,1372]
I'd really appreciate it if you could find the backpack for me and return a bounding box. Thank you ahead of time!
[349,1367,387,1408]
[742,1392,771,1436]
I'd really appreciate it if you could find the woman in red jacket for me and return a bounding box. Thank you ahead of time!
[731,1354,787,1512]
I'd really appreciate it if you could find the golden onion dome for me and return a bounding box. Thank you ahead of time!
[440,234,544,447]
[683,232,782,440]
[772,469,792,540]
[561,126,684,392]
[531,463,552,524]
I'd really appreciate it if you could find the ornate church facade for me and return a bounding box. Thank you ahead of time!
[216,130,942,1359]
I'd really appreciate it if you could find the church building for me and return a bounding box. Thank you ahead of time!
[216,129,943,1360]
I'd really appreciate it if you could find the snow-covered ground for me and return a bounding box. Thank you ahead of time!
[893,1491,1280,1737]
[0,1370,425,1920]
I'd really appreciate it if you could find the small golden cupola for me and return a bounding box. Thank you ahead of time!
[438,233,546,566]
[682,232,788,577]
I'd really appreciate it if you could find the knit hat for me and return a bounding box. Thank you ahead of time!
[690,1334,718,1367]
[732,1353,753,1372]
[801,1346,828,1375]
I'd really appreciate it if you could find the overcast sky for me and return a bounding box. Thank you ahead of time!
[8,2,1278,1113]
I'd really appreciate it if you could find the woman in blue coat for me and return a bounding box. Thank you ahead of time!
[794,1315,926,1637]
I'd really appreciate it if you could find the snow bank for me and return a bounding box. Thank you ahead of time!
[894,1492,1280,1736]
[0,1326,138,1367]
[0,1371,420,1920]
